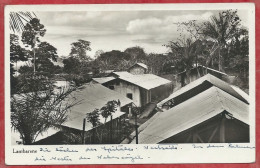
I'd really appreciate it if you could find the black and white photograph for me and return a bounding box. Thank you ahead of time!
[5,3,255,165]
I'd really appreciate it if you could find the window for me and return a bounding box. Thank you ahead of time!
[127,93,133,100]
[109,85,115,90]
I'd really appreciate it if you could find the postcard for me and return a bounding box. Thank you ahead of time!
[5,3,255,165]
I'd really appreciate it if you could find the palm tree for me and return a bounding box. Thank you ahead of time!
[167,38,205,84]
[202,10,241,71]
[100,100,118,143]
[11,81,78,145]
[9,12,37,33]
[86,109,101,143]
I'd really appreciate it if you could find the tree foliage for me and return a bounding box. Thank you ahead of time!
[86,109,101,128]
[10,34,28,63]
[21,18,46,48]
[94,50,104,59]
[124,46,147,61]
[21,18,47,75]
[11,78,78,144]
[62,57,92,86]
[100,100,118,123]
[69,39,92,61]
[63,57,81,74]
[96,50,131,70]
[10,34,29,94]
[18,42,60,78]
[165,10,247,72]
[201,10,242,71]
[36,42,58,62]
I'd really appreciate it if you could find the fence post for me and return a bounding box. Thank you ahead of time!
[135,113,138,144]
[82,118,86,144]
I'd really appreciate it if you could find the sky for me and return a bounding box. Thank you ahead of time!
[35,10,248,58]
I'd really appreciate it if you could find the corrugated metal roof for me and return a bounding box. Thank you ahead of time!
[103,70,115,73]
[131,86,249,144]
[110,71,171,90]
[157,74,248,108]
[201,66,228,75]
[231,85,249,102]
[135,63,148,69]
[177,65,228,76]
[62,83,132,131]
[125,74,171,90]
[92,77,115,84]
[112,71,133,78]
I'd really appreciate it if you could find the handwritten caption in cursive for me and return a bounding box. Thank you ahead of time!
[11,144,254,163]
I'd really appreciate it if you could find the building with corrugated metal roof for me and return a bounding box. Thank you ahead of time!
[91,77,116,84]
[62,83,133,131]
[129,74,249,144]
[158,74,248,110]
[33,83,133,144]
[102,71,173,107]
[128,63,148,75]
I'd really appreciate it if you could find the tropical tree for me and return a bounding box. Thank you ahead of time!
[10,34,28,73]
[17,42,60,78]
[96,50,131,71]
[62,57,92,86]
[10,34,29,94]
[69,39,92,62]
[62,39,92,85]
[21,18,46,75]
[35,42,58,62]
[63,57,81,74]
[9,12,37,33]
[10,34,28,62]
[32,42,59,77]
[100,100,118,143]
[165,38,208,83]
[101,100,118,123]
[86,109,101,143]
[201,10,241,71]
[94,50,104,59]
[11,78,78,144]
[228,30,249,77]
[146,53,167,75]
[18,65,34,76]
[124,46,147,61]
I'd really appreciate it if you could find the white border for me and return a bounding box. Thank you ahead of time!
[5,3,255,165]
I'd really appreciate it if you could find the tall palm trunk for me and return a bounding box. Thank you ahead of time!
[92,127,95,144]
[16,61,18,76]
[218,48,221,71]
[33,48,36,75]
[33,35,37,75]
[23,132,33,145]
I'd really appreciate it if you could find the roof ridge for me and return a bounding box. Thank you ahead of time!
[214,87,225,112]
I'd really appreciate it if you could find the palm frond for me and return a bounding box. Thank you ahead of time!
[9,12,37,33]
